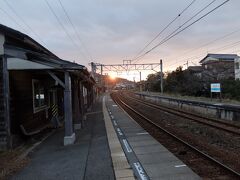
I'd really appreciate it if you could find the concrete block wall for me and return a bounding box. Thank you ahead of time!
[137,93,238,121]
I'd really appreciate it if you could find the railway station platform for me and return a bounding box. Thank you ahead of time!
[11,97,115,180]
[104,94,200,180]
[11,94,200,180]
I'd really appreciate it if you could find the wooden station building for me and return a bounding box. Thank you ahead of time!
[0,24,96,150]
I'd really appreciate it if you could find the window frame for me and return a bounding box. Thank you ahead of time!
[235,62,240,70]
[32,79,48,113]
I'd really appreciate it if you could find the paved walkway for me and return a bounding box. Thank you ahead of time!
[11,94,200,180]
[12,98,115,180]
[106,94,200,180]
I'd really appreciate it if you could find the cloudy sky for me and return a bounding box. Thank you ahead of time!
[0,0,239,80]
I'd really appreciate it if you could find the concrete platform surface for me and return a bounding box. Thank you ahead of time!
[10,94,201,180]
[106,94,201,180]
[11,98,115,180]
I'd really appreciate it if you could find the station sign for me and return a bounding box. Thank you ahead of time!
[211,83,221,93]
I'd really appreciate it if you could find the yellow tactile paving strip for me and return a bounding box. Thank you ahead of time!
[103,96,135,180]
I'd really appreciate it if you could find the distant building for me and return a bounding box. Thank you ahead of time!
[199,53,238,81]
[187,66,203,78]
[235,56,240,80]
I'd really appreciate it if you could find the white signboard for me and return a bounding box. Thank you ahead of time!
[211,83,221,93]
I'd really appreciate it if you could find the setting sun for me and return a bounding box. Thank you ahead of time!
[109,72,117,80]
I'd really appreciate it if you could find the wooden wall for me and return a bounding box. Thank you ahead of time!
[9,71,54,135]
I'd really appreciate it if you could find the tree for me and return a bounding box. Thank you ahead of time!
[145,73,161,91]
[146,66,206,96]
[145,66,240,101]
[221,79,240,100]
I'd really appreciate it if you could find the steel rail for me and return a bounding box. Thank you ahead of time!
[112,93,240,177]
[124,93,240,135]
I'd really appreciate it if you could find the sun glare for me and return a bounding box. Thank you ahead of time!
[109,73,117,80]
[109,73,116,80]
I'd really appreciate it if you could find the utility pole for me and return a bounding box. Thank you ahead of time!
[160,59,163,94]
[105,73,108,92]
[100,64,103,89]
[139,71,142,92]
[184,60,189,69]
[90,62,96,79]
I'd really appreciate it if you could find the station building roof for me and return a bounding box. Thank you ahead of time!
[0,24,88,71]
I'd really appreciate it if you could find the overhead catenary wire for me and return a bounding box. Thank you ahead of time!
[57,0,93,61]
[134,0,230,62]
[131,0,197,62]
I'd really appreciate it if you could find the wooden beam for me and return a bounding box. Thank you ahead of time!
[47,70,65,88]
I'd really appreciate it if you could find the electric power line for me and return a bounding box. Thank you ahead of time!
[172,28,240,60]
[134,0,230,62]
[133,0,218,63]
[0,6,27,33]
[3,0,47,46]
[134,0,218,62]
[57,0,93,61]
[44,0,88,60]
[44,0,77,47]
[165,28,240,68]
[131,0,197,62]
[166,38,240,69]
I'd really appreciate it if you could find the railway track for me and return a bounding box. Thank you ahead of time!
[124,92,240,135]
[111,92,240,179]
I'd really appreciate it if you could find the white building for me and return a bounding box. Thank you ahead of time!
[235,56,240,80]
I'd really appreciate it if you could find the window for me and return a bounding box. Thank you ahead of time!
[235,62,240,69]
[83,86,88,105]
[32,80,47,111]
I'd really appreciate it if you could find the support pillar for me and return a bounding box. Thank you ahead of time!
[79,81,85,127]
[64,72,75,145]
[73,80,81,130]
[87,86,92,112]
[0,55,11,149]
